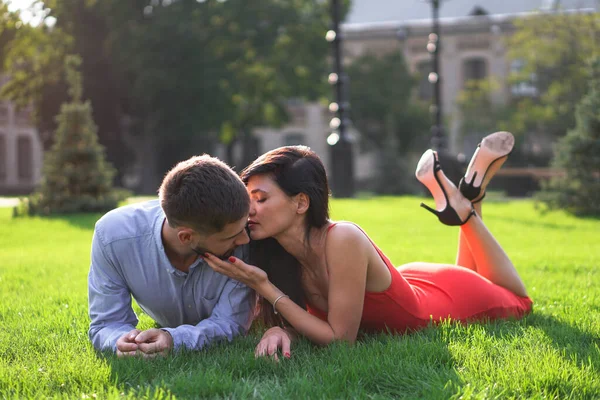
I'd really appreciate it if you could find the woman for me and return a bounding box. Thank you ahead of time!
[204,131,532,357]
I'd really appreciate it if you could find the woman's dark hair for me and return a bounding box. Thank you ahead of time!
[240,145,330,327]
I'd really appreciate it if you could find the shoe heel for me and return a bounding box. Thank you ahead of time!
[416,149,476,226]
[420,202,440,217]
[421,199,476,226]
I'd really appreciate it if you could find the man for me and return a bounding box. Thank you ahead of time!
[88,155,254,357]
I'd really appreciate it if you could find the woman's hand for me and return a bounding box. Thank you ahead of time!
[255,326,295,361]
[204,254,268,291]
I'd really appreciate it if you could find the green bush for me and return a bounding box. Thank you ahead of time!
[538,59,600,216]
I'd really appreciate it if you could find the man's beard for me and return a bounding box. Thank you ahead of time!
[191,245,235,261]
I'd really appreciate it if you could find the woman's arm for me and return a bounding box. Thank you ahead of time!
[202,259,339,345]
[203,225,369,345]
[321,223,370,342]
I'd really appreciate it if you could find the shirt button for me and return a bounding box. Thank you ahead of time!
[188,305,192,308]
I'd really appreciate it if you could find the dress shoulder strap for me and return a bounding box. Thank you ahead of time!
[326,221,396,272]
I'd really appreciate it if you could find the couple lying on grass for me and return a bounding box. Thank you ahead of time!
[88,131,532,359]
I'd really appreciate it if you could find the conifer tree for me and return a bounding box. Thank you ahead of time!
[18,55,125,215]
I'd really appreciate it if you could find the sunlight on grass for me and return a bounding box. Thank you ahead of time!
[0,198,599,398]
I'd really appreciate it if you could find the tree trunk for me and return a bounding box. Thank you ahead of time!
[239,128,260,171]
[225,138,237,168]
[137,123,159,195]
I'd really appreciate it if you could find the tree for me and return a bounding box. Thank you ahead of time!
[0,7,71,149]
[214,0,341,169]
[15,55,126,216]
[346,52,430,194]
[506,12,599,138]
[1,0,132,185]
[455,12,598,170]
[538,58,600,216]
[0,2,24,67]
[4,0,348,192]
[100,0,231,190]
[456,79,515,136]
[1,2,133,192]
[454,79,532,170]
[102,0,346,182]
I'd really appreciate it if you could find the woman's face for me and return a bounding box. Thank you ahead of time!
[246,174,300,240]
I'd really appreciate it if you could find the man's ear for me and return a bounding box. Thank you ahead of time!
[177,227,195,245]
[295,193,310,215]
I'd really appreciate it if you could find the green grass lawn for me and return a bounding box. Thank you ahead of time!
[1,197,599,399]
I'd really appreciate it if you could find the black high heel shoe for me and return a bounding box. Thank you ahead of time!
[459,131,514,203]
[415,150,476,226]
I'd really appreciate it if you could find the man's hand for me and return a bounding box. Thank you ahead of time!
[134,328,173,358]
[116,329,141,357]
[116,328,173,358]
[255,326,294,361]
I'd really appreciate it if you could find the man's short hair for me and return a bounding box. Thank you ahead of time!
[158,155,249,234]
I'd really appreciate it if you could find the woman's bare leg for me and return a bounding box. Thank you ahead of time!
[460,212,527,297]
[417,151,527,297]
[456,132,513,275]
[455,202,481,271]
[443,172,528,297]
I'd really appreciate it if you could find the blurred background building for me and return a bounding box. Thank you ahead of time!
[0,74,43,194]
[0,0,597,195]
[246,0,598,191]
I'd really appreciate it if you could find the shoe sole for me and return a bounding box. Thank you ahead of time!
[465,131,514,189]
[415,149,435,181]
[416,150,447,211]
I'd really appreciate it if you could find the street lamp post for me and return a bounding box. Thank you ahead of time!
[426,0,464,183]
[326,0,355,198]
[428,0,445,152]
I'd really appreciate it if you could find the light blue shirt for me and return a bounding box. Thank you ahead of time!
[88,200,255,352]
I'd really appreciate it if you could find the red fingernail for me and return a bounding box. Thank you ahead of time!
[228,256,236,263]
[204,253,210,258]
[284,352,291,358]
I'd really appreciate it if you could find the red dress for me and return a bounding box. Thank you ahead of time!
[306,223,533,333]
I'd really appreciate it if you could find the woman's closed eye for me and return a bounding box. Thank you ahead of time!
[256,198,267,203]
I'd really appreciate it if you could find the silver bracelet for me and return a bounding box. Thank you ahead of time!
[272,294,289,315]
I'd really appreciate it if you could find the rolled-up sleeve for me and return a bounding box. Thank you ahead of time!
[162,278,255,351]
[88,227,138,352]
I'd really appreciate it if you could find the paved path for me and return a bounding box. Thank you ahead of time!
[0,196,156,208]
[0,198,20,208]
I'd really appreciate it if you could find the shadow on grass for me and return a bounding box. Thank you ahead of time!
[99,332,462,399]
[526,313,600,374]
[467,313,600,378]
[96,314,600,398]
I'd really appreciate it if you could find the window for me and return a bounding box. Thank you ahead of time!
[463,58,487,86]
[284,132,306,146]
[510,59,538,97]
[17,136,33,181]
[416,60,433,101]
[0,134,6,181]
